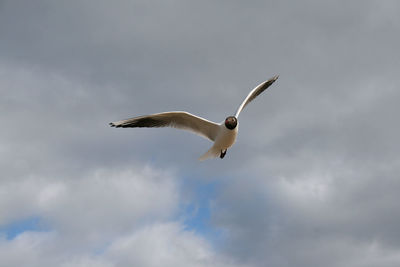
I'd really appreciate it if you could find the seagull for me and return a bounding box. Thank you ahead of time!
[110,75,279,160]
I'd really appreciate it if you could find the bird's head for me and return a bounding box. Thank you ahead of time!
[224,116,237,130]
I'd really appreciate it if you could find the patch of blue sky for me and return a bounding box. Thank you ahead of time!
[180,176,224,244]
[93,241,112,255]
[0,216,48,240]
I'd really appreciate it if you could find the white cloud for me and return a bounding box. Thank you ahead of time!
[0,231,57,267]
[0,162,246,267]
[105,222,245,267]
[1,165,179,245]
[0,222,245,267]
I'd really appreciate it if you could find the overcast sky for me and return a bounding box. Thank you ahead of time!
[1,1,400,266]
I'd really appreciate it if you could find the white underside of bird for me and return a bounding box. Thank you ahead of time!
[110,75,278,160]
[198,122,238,161]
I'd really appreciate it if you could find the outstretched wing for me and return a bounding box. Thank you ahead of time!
[110,111,220,141]
[235,75,279,118]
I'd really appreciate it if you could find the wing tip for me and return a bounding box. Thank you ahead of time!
[262,74,279,87]
[109,122,121,128]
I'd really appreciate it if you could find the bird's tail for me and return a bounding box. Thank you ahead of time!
[198,146,220,161]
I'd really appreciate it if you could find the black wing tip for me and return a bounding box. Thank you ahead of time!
[109,122,121,128]
[268,75,279,83]
[262,75,279,87]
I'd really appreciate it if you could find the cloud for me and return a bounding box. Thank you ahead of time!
[0,164,179,242]
[0,223,243,267]
[105,222,244,267]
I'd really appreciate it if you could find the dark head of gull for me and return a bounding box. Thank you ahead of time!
[224,116,237,130]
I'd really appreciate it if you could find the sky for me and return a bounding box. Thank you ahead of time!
[1,0,400,266]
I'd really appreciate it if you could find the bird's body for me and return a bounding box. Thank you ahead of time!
[215,122,238,151]
[199,122,238,160]
[110,75,278,160]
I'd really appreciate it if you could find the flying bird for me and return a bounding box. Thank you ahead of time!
[110,75,279,160]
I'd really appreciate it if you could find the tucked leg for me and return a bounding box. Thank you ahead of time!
[220,149,227,159]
